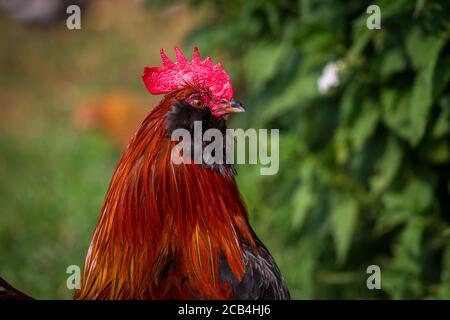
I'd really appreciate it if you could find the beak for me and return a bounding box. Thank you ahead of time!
[224,99,245,114]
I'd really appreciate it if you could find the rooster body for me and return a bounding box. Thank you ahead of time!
[74,87,289,299]
[0,48,289,300]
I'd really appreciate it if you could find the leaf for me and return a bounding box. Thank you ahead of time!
[292,185,316,230]
[381,27,446,145]
[369,135,403,195]
[406,27,447,145]
[333,128,350,164]
[377,0,414,18]
[405,26,445,70]
[393,217,424,272]
[413,0,426,17]
[380,48,408,77]
[382,217,425,299]
[382,53,445,146]
[437,243,450,298]
[261,68,319,121]
[339,81,360,126]
[427,141,450,164]
[408,67,438,145]
[349,99,380,151]
[381,89,412,141]
[432,95,450,139]
[330,194,359,264]
[375,178,433,234]
[348,24,372,61]
[432,52,450,98]
[243,41,288,92]
[264,2,280,36]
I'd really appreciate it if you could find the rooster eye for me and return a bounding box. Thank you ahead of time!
[191,99,204,109]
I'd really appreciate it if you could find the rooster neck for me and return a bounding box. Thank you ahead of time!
[76,96,255,299]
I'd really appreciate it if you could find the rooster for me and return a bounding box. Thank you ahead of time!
[0,48,289,300]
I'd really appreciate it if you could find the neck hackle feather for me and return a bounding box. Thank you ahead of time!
[74,87,256,299]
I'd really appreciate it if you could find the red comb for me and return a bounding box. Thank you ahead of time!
[142,47,233,100]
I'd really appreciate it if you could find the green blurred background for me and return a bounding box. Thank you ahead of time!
[1,0,449,299]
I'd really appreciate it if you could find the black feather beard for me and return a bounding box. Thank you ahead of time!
[165,100,237,177]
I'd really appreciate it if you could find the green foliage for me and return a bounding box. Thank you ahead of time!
[162,0,450,298]
[0,131,116,299]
